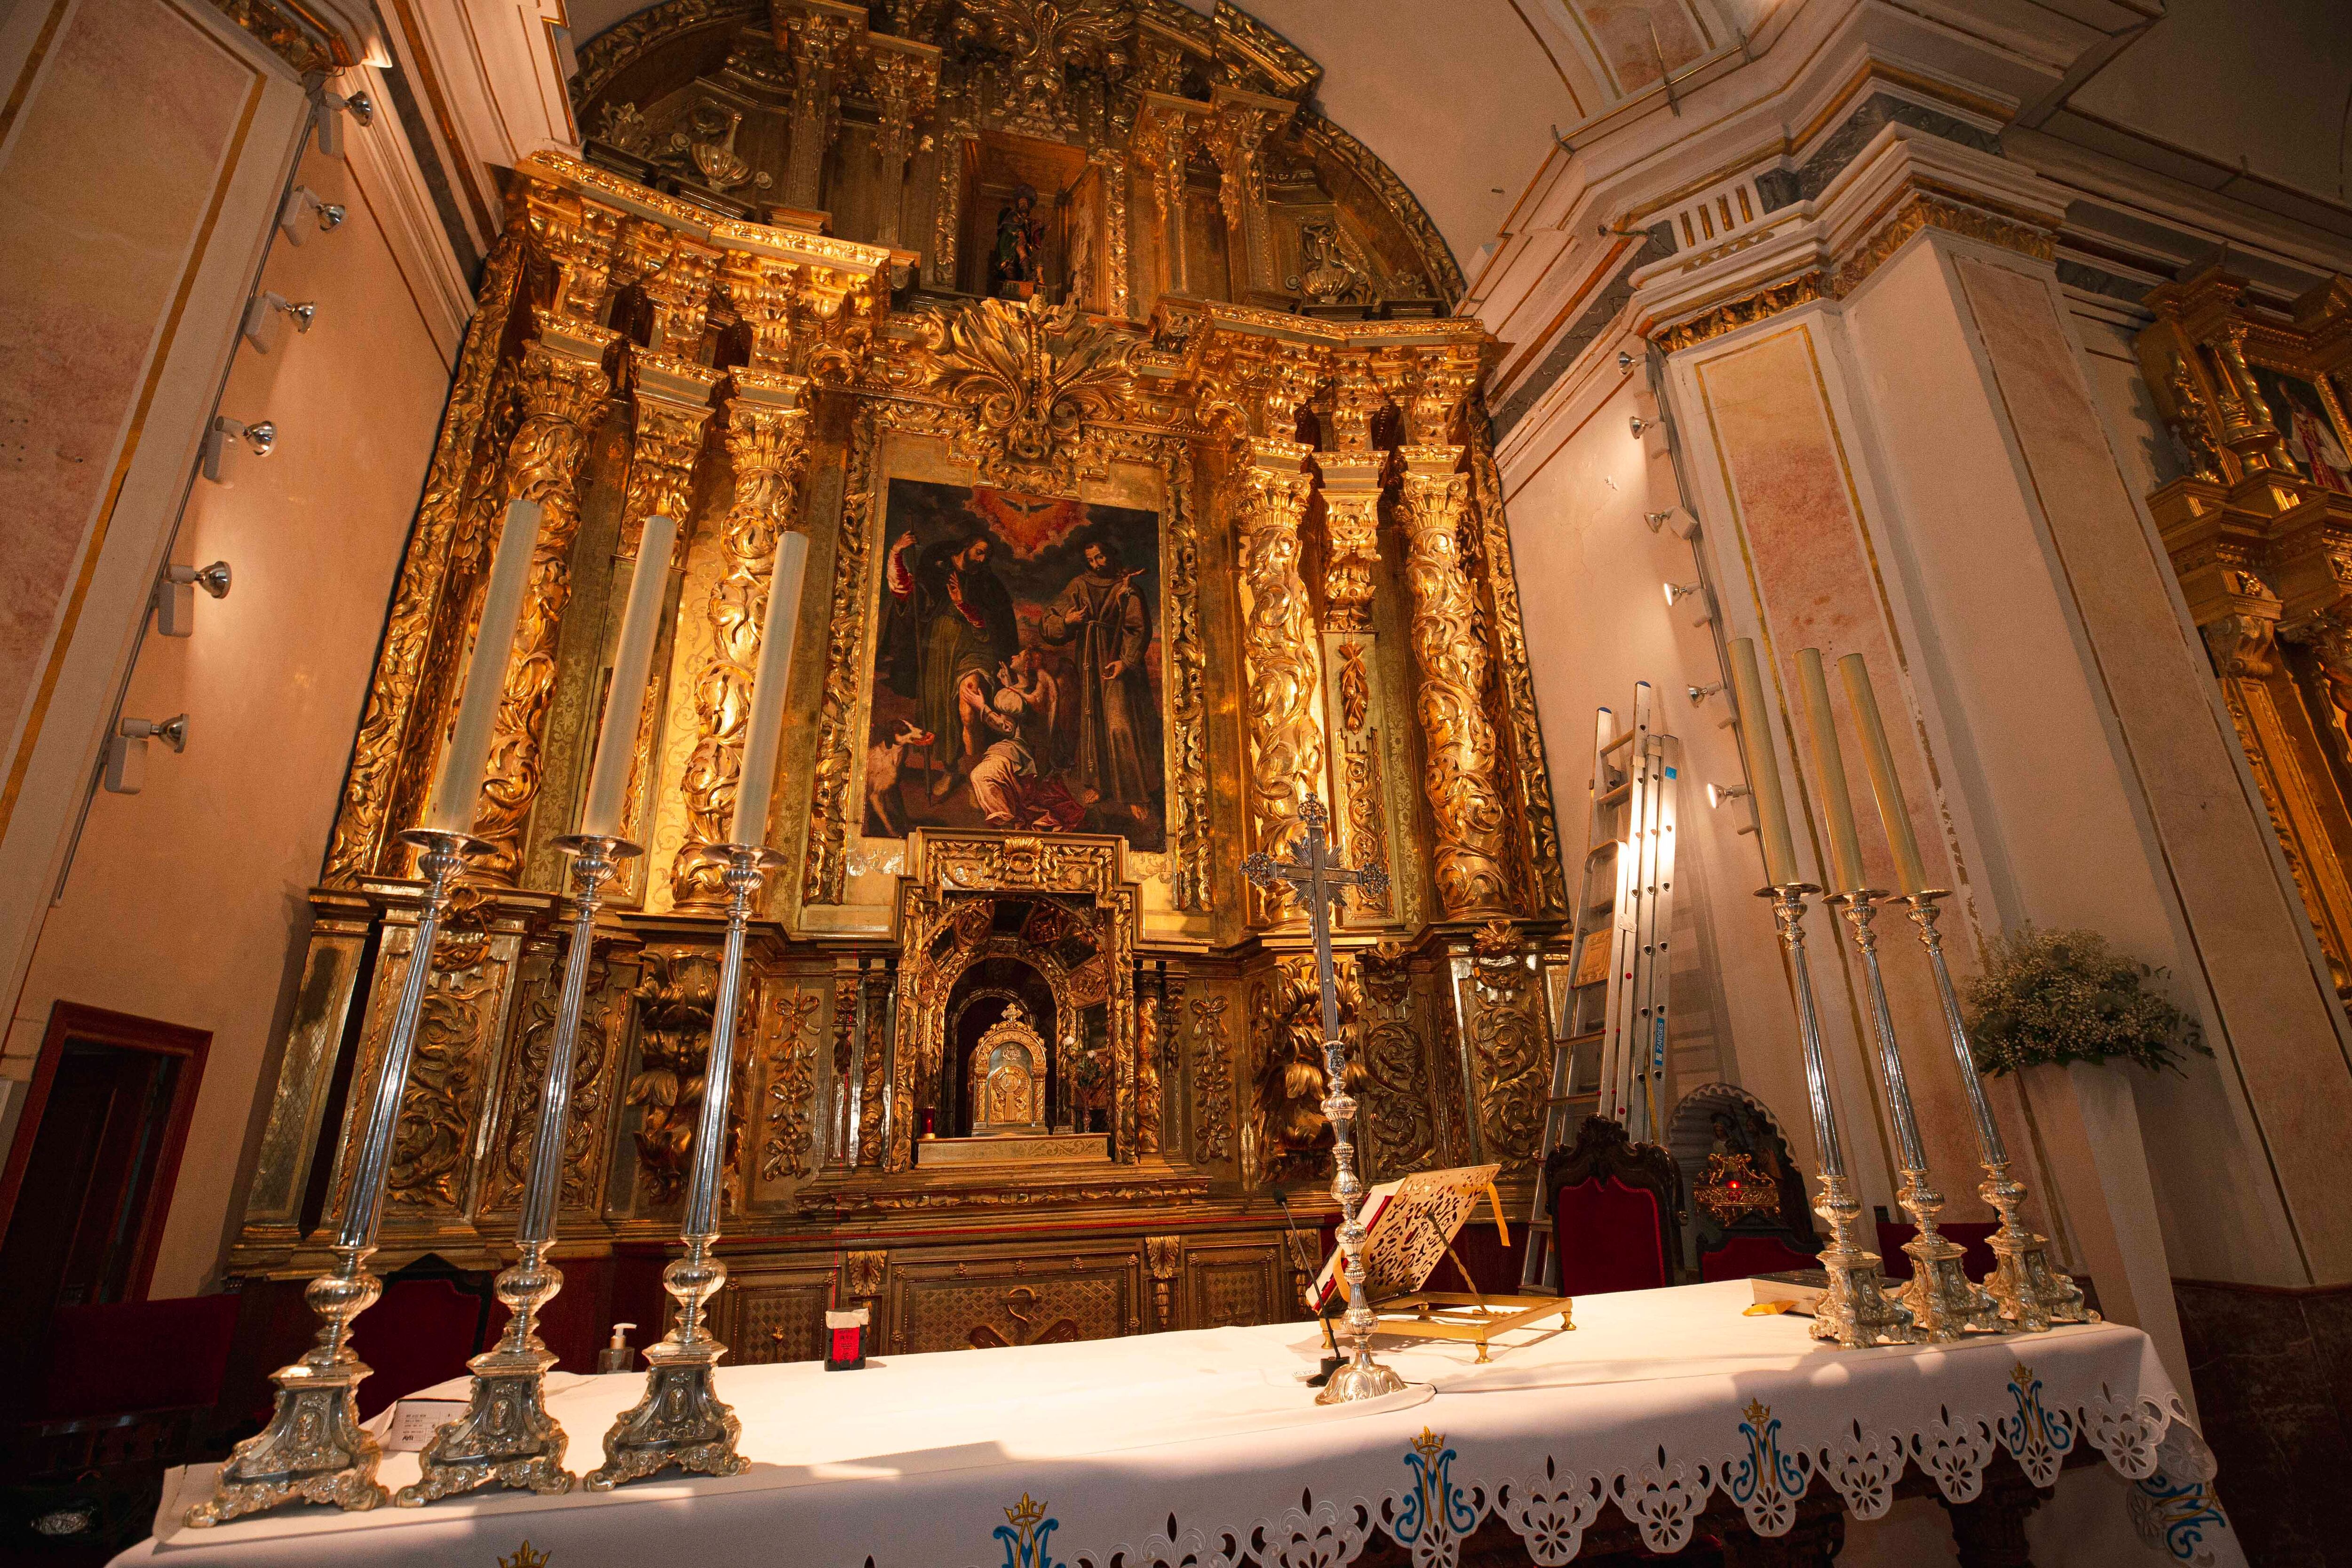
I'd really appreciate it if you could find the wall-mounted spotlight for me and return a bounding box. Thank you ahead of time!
[1662,581,1702,609]
[1629,414,1650,439]
[1705,781,1750,809]
[104,715,188,795]
[1643,509,1674,533]
[241,292,317,354]
[308,76,374,159]
[279,185,346,245]
[1617,350,1635,370]
[202,416,276,484]
[1688,681,1724,706]
[154,562,232,637]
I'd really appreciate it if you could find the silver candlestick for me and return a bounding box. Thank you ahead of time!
[187,827,484,1527]
[1832,891,2002,1342]
[398,834,638,1504]
[1903,891,2091,1331]
[1243,792,1400,1404]
[1762,884,1918,1348]
[586,841,783,1487]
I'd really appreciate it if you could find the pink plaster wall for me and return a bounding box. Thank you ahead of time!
[0,0,251,805]
[4,144,452,1298]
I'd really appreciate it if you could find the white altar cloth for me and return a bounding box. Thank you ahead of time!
[116,1280,2240,1567]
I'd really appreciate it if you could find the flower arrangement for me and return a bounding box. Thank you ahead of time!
[1963,926,2208,1076]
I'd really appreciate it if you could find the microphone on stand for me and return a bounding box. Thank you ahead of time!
[1277,1190,1345,1387]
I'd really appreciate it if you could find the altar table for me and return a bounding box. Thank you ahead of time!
[116,1280,2239,1567]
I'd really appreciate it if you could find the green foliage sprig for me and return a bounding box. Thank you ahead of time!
[1963,926,2208,1077]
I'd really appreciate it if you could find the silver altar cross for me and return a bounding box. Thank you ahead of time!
[1243,791,1404,1403]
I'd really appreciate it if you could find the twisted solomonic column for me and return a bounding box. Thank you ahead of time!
[1234,436,1327,915]
[1398,443,1514,918]
[470,323,617,881]
[671,370,813,908]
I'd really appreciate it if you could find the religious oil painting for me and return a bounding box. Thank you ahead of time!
[2247,362,2352,494]
[865,478,1168,850]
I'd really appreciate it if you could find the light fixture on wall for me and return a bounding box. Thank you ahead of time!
[1629,414,1650,439]
[154,562,232,637]
[1618,350,1635,370]
[279,185,346,245]
[308,75,374,159]
[104,715,188,795]
[202,417,276,484]
[1704,781,1750,809]
[1643,509,1674,533]
[1662,581,1701,608]
[241,293,317,354]
[1688,681,1724,706]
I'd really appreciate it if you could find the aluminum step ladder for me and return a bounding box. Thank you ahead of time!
[1521,685,1681,1292]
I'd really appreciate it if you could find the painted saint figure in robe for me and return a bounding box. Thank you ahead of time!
[2280,382,2352,494]
[1040,538,1161,822]
[879,530,1019,799]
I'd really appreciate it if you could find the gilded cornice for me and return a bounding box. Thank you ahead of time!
[571,0,763,108]
[207,0,350,72]
[512,152,895,279]
[1832,190,2056,298]
[1651,273,1829,354]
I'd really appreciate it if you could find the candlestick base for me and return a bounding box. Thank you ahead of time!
[1894,1171,2005,1342]
[1979,1161,2094,1331]
[184,1246,388,1526]
[1811,1174,1920,1348]
[1318,1348,1410,1404]
[583,1237,747,1488]
[396,1242,573,1504]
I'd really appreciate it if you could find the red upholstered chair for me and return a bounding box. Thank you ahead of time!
[345,1257,497,1419]
[1543,1117,1683,1296]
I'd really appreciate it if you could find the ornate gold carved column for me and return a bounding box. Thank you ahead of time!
[1236,438,1323,876]
[1395,349,1513,918]
[469,321,619,881]
[324,224,527,886]
[861,38,938,249]
[1201,86,1290,299]
[1134,93,1202,301]
[672,371,813,908]
[779,1,860,213]
[1317,351,1395,922]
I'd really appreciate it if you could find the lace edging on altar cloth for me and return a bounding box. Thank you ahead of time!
[967,1367,2238,1568]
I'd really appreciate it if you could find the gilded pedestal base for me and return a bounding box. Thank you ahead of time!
[1980,1162,2093,1331]
[584,1238,748,1487]
[1896,1171,2005,1343]
[1811,1174,1920,1349]
[184,1247,388,1525]
[396,1242,575,1504]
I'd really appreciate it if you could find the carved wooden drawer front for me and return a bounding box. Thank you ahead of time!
[893,1256,1140,1354]
[714,1268,833,1366]
[1183,1244,1286,1330]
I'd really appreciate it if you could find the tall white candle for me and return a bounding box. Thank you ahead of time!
[1839,652,1931,895]
[1726,637,1800,887]
[424,498,540,836]
[728,529,810,847]
[578,513,678,839]
[1796,648,1867,897]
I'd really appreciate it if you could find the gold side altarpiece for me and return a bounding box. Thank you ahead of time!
[2137,268,2352,996]
[231,0,1574,1365]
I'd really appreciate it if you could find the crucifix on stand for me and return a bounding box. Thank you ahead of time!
[1244,790,1402,1404]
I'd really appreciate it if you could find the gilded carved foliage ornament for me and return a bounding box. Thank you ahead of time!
[955,0,1129,132]
[923,295,1138,490]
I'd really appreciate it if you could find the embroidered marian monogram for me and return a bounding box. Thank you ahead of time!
[1726,1400,1810,1536]
[996,1494,1063,1568]
[1998,1362,2076,1486]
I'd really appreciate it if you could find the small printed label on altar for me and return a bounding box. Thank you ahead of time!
[382,1399,467,1453]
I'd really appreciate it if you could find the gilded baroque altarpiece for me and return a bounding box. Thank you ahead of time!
[233,0,1570,1359]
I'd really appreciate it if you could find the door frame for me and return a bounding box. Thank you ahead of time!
[0,1000,210,1302]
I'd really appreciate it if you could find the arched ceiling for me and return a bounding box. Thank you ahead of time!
[558,0,2352,295]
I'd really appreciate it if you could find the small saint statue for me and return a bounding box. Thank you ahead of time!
[991,183,1044,299]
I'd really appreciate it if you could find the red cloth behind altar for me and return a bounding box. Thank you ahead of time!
[1552,1177,1667,1295]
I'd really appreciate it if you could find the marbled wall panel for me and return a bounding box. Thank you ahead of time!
[1691,319,1987,1213]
